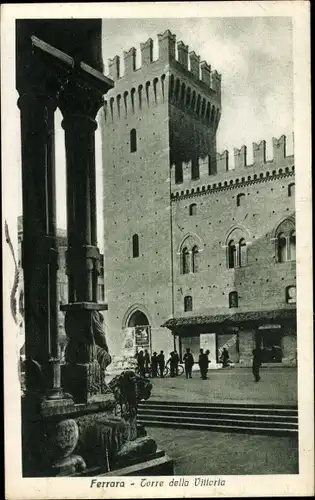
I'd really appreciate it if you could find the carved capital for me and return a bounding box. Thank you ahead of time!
[58,75,104,123]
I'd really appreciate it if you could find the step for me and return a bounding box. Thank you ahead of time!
[140,400,297,410]
[138,419,298,436]
[139,404,298,417]
[138,409,298,423]
[138,415,298,430]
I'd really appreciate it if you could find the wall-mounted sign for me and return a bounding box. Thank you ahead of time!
[258,324,282,330]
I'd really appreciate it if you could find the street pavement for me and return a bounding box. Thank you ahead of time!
[147,427,298,475]
[148,366,297,405]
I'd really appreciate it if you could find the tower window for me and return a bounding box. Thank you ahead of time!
[132,234,139,258]
[288,183,295,197]
[236,193,245,207]
[277,233,287,263]
[192,245,200,273]
[175,161,183,184]
[289,230,296,261]
[228,240,237,269]
[191,157,200,180]
[229,291,238,308]
[182,247,190,274]
[189,203,197,216]
[184,295,193,312]
[130,129,137,153]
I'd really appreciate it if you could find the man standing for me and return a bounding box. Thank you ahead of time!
[144,349,150,376]
[183,348,194,379]
[137,350,145,378]
[198,348,205,379]
[157,350,165,378]
[204,349,210,379]
[173,350,180,376]
[168,352,175,377]
[151,351,158,378]
[252,348,262,382]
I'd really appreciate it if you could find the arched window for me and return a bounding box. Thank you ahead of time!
[274,217,295,263]
[123,91,128,115]
[201,98,206,117]
[228,240,237,269]
[175,161,183,184]
[169,74,175,99]
[138,85,143,109]
[117,94,121,117]
[130,129,137,153]
[229,291,238,308]
[289,230,296,261]
[239,238,247,266]
[182,247,190,274]
[236,193,245,207]
[189,203,197,216]
[196,95,201,115]
[145,81,150,105]
[277,232,287,263]
[288,183,295,197]
[184,295,193,312]
[191,156,200,180]
[132,234,139,258]
[186,87,191,107]
[192,246,200,273]
[153,78,158,103]
[174,79,180,101]
[130,88,136,113]
[191,91,196,111]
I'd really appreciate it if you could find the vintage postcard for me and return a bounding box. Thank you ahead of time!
[2,1,313,499]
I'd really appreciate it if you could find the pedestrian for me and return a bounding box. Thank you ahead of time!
[252,348,262,382]
[151,351,158,378]
[137,349,145,378]
[168,351,176,377]
[183,347,194,379]
[157,350,165,378]
[220,347,230,368]
[204,349,210,379]
[173,350,180,376]
[144,349,150,376]
[198,348,205,379]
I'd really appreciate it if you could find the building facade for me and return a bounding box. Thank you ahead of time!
[102,30,296,366]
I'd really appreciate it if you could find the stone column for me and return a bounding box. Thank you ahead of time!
[59,72,113,403]
[17,81,64,400]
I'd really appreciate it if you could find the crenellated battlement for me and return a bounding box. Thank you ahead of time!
[171,135,294,195]
[105,30,221,96]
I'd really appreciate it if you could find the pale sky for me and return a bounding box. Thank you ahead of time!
[18,17,294,251]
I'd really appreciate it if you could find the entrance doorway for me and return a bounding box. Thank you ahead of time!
[127,310,151,354]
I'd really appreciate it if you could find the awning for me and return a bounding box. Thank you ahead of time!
[162,308,296,330]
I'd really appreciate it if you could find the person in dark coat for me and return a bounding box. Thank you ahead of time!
[204,349,210,379]
[173,350,180,376]
[252,348,262,382]
[144,349,150,375]
[137,349,145,378]
[168,351,176,377]
[220,347,230,367]
[157,350,165,378]
[183,348,194,379]
[198,348,205,379]
[151,351,158,378]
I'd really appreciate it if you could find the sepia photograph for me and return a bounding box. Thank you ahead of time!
[2,2,313,499]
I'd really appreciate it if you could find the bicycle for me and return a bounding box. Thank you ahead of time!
[135,363,184,378]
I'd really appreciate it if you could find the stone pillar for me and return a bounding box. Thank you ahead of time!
[59,72,113,404]
[17,81,63,400]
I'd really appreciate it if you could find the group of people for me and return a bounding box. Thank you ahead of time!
[136,349,167,378]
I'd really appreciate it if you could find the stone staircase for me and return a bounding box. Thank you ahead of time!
[138,401,298,436]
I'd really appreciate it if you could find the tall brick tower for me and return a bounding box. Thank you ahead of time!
[102,30,221,355]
